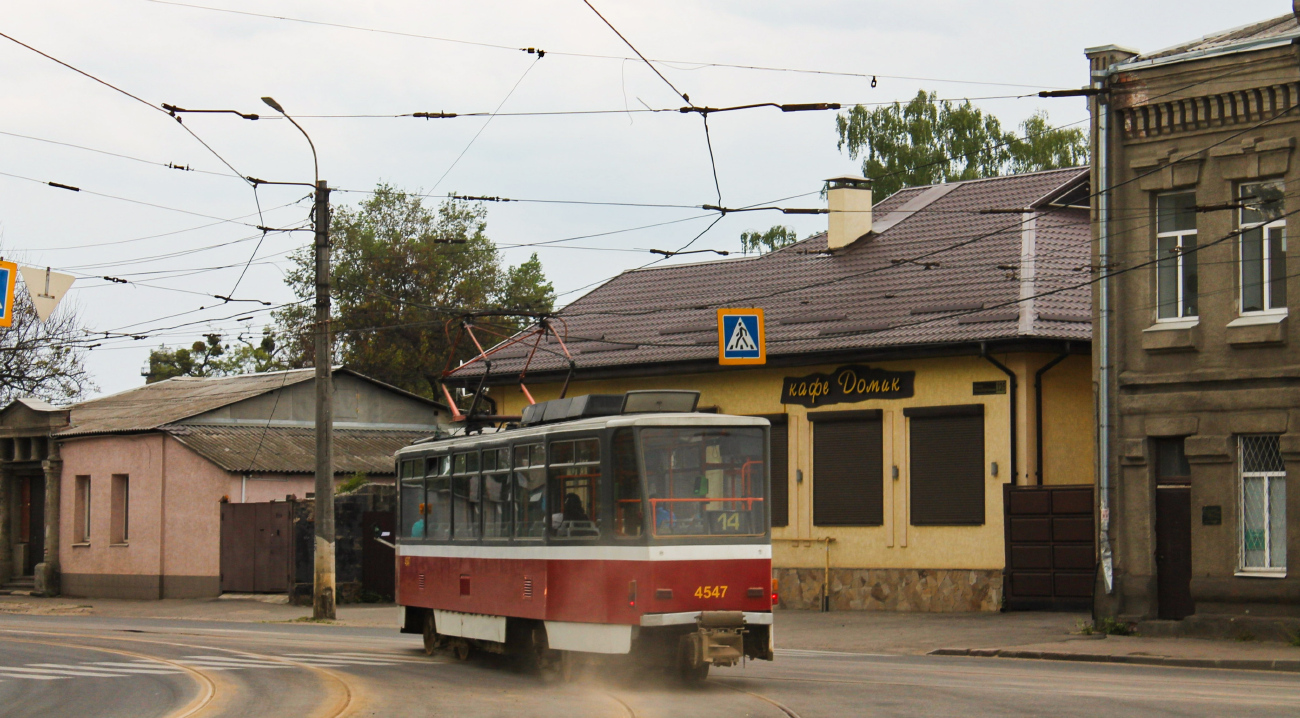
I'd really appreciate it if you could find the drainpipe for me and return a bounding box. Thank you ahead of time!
[1034,345,1072,486]
[981,343,1018,485]
[1095,66,1115,596]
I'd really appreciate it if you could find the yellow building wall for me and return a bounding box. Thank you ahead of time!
[489,351,1094,573]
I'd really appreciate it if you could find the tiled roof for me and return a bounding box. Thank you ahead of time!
[454,168,1091,382]
[165,425,424,475]
[1128,13,1299,63]
[54,368,445,437]
[56,370,319,437]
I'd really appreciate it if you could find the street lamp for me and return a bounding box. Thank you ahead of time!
[263,95,335,620]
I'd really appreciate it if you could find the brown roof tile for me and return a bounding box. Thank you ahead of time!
[453,168,1091,381]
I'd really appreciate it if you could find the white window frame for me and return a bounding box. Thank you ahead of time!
[1156,192,1198,321]
[1238,182,1288,316]
[1238,435,1287,576]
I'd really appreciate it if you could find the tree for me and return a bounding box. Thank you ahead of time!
[740,226,799,255]
[835,90,1088,198]
[0,277,94,405]
[146,327,286,383]
[273,185,556,398]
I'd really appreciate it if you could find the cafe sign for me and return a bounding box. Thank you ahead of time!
[780,365,915,407]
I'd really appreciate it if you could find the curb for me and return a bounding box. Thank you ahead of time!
[928,648,1300,673]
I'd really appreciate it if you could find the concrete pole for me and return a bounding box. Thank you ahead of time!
[0,464,11,586]
[37,448,61,597]
[312,179,336,620]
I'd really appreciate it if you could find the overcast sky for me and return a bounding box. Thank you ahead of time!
[3,0,1288,398]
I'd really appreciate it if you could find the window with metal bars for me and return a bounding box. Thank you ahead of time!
[1239,435,1286,573]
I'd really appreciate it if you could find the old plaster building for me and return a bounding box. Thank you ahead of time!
[452,170,1097,612]
[1090,12,1300,627]
[0,368,447,599]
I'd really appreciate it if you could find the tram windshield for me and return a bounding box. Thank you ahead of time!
[640,427,766,538]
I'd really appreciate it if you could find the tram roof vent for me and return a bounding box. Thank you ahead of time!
[518,391,701,426]
[520,394,625,426]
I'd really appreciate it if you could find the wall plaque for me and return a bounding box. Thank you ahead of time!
[780,365,915,407]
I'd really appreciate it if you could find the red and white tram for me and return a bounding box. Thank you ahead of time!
[395,390,774,679]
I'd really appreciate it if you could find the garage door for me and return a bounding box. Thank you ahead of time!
[1003,485,1095,611]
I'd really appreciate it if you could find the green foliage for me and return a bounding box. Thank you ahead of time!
[147,328,286,383]
[835,90,1089,198]
[1077,617,1134,636]
[1289,631,1300,648]
[272,185,556,398]
[337,472,369,494]
[740,226,800,255]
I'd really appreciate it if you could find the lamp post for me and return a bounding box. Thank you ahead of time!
[262,96,335,620]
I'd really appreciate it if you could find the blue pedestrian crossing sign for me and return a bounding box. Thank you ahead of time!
[717,308,765,365]
[0,261,15,328]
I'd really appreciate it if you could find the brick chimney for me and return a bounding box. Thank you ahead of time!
[825,176,873,250]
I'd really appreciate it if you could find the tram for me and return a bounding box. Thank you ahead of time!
[394,390,774,679]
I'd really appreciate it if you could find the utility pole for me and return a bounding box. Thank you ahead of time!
[313,178,336,620]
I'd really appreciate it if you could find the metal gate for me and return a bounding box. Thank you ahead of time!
[220,501,294,593]
[1003,485,1095,611]
[361,511,396,600]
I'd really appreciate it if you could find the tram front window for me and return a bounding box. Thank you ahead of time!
[641,427,766,538]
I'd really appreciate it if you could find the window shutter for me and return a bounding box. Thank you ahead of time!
[769,422,789,527]
[909,409,985,525]
[811,414,883,526]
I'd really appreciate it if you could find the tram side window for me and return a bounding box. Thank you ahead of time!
[612,429,643,538]
[452,452,481,540]
[399,459,425,538]
[513,444,546,539]
[425,455,452,540]
[482,448,511,539]
[548,438,601,539]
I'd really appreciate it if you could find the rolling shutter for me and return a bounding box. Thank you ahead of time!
[811,410,883,526]
[907,405,985,525]
[769,420,789,527]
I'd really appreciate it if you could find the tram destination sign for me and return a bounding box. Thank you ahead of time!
[780,365,915,407]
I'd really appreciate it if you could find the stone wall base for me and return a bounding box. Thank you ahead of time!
[774,567,1002,612]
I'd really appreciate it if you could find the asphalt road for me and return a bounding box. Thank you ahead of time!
[0,614,1297,718]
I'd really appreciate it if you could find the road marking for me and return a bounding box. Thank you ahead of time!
[0,652,415,683]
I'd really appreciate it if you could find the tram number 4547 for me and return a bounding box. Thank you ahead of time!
[694,585,728,598]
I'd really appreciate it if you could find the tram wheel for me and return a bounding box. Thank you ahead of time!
[677,637,709,683]
[679,660,709,683]
[422,612,440,656]
[532,628,572,683]
[452,639,473,662]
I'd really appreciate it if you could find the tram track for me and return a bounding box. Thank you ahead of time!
[0,627,362,718]
[713,680,803,718]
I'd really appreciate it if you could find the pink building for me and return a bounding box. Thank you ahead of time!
[0,369,447,599]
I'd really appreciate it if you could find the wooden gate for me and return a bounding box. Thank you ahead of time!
[220,501,294,593]
[1003,485,1095,611]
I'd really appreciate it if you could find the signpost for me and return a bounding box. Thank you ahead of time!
[18,266,74,322]
[0,261,16,328]
[717,308,765,365]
